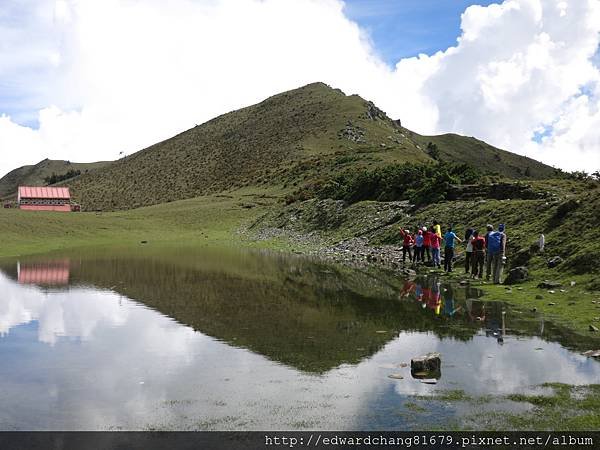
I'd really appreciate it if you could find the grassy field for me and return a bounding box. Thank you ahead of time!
[0,192,277,258]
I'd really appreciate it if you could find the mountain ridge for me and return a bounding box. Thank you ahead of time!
[1,83,557,209]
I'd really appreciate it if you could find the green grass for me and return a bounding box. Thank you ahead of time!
[409,132,557,179]
[0,192,275,258]
[405,384,600,431]
[494,384,600,430]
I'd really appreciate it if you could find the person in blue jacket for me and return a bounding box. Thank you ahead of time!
[442,226,462,272]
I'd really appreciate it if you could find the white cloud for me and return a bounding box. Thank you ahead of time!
[0,0,598,178]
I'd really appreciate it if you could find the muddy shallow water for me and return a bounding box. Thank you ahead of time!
[0,247,598,430]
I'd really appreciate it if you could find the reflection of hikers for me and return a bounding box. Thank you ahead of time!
[414,229,424,262]
[400,280,416,298]
[429,282,442,315]
[430,226,442,268]
[442,285,461,317]
[464,228,474,274]
[487,224,507,284]
[442,226,462,272]
[400,228,414,263]
[471,230,486,278]
[423,226,432,262]
[466,299,486,322]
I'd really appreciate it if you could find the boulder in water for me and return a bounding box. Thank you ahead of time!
[411,352,441,380]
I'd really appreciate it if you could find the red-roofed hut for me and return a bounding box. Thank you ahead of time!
[18,260,71,285]
[18,186,72,212]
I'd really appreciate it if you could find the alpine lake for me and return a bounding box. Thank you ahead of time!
[1,245,598,431]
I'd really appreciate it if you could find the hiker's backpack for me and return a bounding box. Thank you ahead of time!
[488,231,503,253]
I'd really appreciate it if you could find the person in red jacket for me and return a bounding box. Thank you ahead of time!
[470,230,486,278]
[399,228,414,263]
[422,226,432,262]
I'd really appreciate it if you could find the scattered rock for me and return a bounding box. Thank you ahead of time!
[538,281,562,289]
[548,290,555,294]
[582,350,600,358]
[504,266,529,285]
[548,302,556,306]
[590,325,599,332]
[387,374,404,380]
[535,294,544,300]
[547,256,564,268]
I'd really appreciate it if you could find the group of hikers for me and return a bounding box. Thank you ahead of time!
[399,221,507,284]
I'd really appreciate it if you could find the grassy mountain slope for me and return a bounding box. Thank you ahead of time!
[409,132,557,179]
[0,159,111,199]
[66,82,556,211]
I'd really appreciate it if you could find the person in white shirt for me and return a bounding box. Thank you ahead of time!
[464,228,474,274]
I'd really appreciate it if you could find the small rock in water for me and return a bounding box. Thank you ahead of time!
[560,289,566,293]
[570,281,576,287]
[388,374,404,380]
[531,307,537,312]
[548,302,556,306]
[582,350,600,358]
[398,363,408,368]
[535,295,544,300]
[548,290,555,294]
[589,325,599,332]
[535,348,544,351]
[420,379,438,385]
[375,330,388,334]
[568,301,576,305]
[140,241,148,244]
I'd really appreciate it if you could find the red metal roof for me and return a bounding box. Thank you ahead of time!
[18,186,70,199]
[18,260,70,285]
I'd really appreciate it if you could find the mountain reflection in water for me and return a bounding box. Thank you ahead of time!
[0,248,598,431]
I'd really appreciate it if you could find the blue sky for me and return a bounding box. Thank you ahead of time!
[344,0,500,65]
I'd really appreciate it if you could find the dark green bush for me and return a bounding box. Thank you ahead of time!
[316,162,481,206]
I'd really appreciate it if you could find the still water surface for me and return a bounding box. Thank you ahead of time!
[0,247,598,430]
